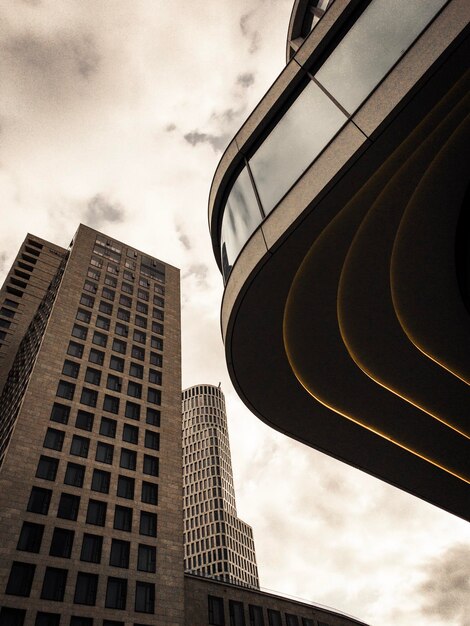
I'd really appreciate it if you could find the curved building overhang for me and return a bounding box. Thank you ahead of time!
[209,0,470,520]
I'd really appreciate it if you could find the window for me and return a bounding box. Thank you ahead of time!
[137,544,156,572]
[96,442,114,464]
[146,408,160,427]
[127,381,142,398]
[285,616,299,626]
[129,362,143,378]
[112,338,126,354]
[41,567,67,601]
[27,487,52,515]
[49,528,74,558]
[92,331,107,347]
[143,455,159,477]
[135,315,147,328]
[89,348,104,365]
[36,455,59,481]
[249,606,264,626]
[34,612,60,626]
[135,582,154,614]
[43,428,64,451]
[121,281,133,294]
[90,256,103,268]
[150,352,162,367]
[133,330,146,344]
[84,280,97,294]
[152,307,163,319]
[301,619,314,626]
[117,307,130,321]
[152,322,163,335]
[149,369,162,385]
[123,424,138,444]
[114,506,132,532]
[110,355,125,372]
[64,462,85,487]
[99,301,113,315]
[144,430,159,450]
[57,493,80,521]
[80,293,95,308]
[141,482,158,504]
[95,315,110,331]
[136,301,148,314]
[105,577,127,610]
[120,448,136,470]
[87,268,100,280]
[75,410,94,431]
[70,617,93,626]
[0,318,11,329]
[107,374,122,392]
[100,417,117,438]
[72,324,88,340]
[208,596,225,626]
[74,572,98,606]
[154,295,164,307]
[267,611,282,626]
[229,601,246,626]
[117,475,135,499]
[62,359,80,378]
[57,380,75,400]
[109,539,130,568]
[102,287,115,301]
[137,289,149,301]
[91,469,110,493]
[119,295,132,308]
[125,401,140,420]
[17,522,44,553]
[80,534,103,563]
[147,388,161,405]
[86,499,107,526]
[115,322,128,337]
[70,435,90,458]
[131,345,145,361]
[6,562,36,596]
[139,511,157,537]
[105,274,117,287]
[103,395,120,414]
[84,367,101,386]
[80,388,98,407]
[123,270,134,282]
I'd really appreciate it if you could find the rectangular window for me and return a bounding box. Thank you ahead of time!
[115,322,128,337]
[129,362,143,378]
[64,462,85,487]
[127,381,142,398]
[137,289,149,302]
[102,287,115,301]
[208,595,225,626]
[41,567,67,601]
[96,441,114,464]
[17,522,44,553]
[75,410,94,431]
[100,417,117,438]
[301,620,314,626]
[49,527,74,558]
[120,448,136,470]
[89,348,104,365]
[137,544,156,573]
[84,280,97,294]
[151,336,163,351]
[117,475,135,499]
[135,315,147,328]
[117,307,130,321]
[229,601,246,626]
[131,345,145,361]
[109,539,130,568]
[34,611,60,626]
[74,572,98,606]
[114,506,132,532]
[70,616,93,626]
[112,338,127,354]
[36,455,59,481]
[43,428,65,452]
[86,499,107,526]
[249,606,265,626]
[136,301,148,314]
[143,455,159,477]
[96,315,110,331]
[91,469,111,493]
[119,295,132,308]
[149,369,162,385]
[85,367,101,386]
[141,481,158,505]
[133,330,146,344]
[70,435,90,458]
[103,394,120,414]
[57,380,75,400]
[147,388,161,405]
[144,430,159,450]
[123,424,139,444]
[285,616,299,626]
[72,324,88,340]
[80,387,98,407]
[80,533,103,564]
[152,322,163,335]
[121,282,133,294]
[6,562,36,597]
[90,256,103,268]
[267,611,282,626]
[135,582,154,614]
[107,374,122,392]
[92,331,108,347]
[153,295,164,307]
[139,511,157,537]
[87,268,100,280]
[105,577,127,610]
[62,359,80,378]
[152,307,164,319]
[150,352,162,367]
[110,355,125,372]
[125,401,140,420]
[99,301,113,315]
[57,493,80,521]
[80,293,95,308]
[105,274,117,287]
[146,408,160,427]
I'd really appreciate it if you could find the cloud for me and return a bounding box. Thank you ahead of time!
[165,123,176,132]
[183,130,231,153]
[236,72,255,88]
[417,544,470,625]
[176,224,191,251]
[0,252,8,274]
[83,194,125,228]
[239,12,261,54]
[183,262,209,288]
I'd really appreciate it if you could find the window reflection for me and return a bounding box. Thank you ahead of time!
[315,0,447,113]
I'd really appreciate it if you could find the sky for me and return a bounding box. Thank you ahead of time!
[0,1,469,625]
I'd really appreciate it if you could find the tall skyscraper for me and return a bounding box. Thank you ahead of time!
[0,224,183,626]
[182,384,259,589]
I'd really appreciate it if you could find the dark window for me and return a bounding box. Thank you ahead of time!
[267,611,282,626]
[114,505,133,532]
[49,528,74,558]
[6,562,35,596]
[41,567,67,601]
[119,295,132,308]
[125,401,140,420]
[208,595,225,626]
[121,282,133,294]
[139,511,157,537]
[123,270,134,281]
[84,280,97,294]
[146,408,160,427]
[57,493,80,521]
[57,380,75,400]
[0,319,11,329]
[85,367,101,386]
[17,522,44,553]
[74,572,98,606]
[153,295,164,307]
[75,410,94,431]
[127,381,142,398]
[151,337,163,351]
[110,355,124,372]
[117,307,130,321]
[70,435,90,458]
[107,374,122,392]
[103,621,124,626]
[131,345,145,361]
[135,315,147,328]
[150,352,162,367]
[62,359,80,378]
[43,428,65,451]
[4,298,19,308]
[249,606,265,626]
[50,402,70,424]
[34,612,60,626]
[152,307,163,319]
[96,442,114,464]
[143,455,159,477]
[117,475,134,499]
[100,417,117,438]
[0,607,26,626]
[103,395,120,414]
[76,308,91,323]
[99,301,113,315]
[72,324,88,340]
[86,499,107,526]
[149,369,162,385]
[135,582,154,614]
[80,294,95,308]
[91,469,110,493]
[120,448,136,470]
[80,387,98,407]
[112,338,126,354]
[129,362,143,378]
[137,289,149,302]
[80,534,103,563]
[105,274,117,287]
[87,268,100,280]
[64,462,85,487]
[69,617,93,626]
[301,620,314,626]
[36,455,59,481]
[141,482,158,505]
[89,348,104,365]
[115,323,128,337]
[96,315,110,330]
[152,322,163,335]
[285,616,299,626]
[137,544,156,573]
[105,577,127,610]
[144,430,159,450]
[133,330,146,344]
[123,424,138,444]
[229,601,246,626]
[102,287,115,301]
[147,388,161,405]
[136,301,148,314]
[109,539,130,568]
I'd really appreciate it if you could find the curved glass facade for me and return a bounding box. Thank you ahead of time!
[218,0,447,283]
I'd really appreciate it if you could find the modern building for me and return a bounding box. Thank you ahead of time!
[182,384,259,589]
[209,0,470,520]
[0,224,183,626]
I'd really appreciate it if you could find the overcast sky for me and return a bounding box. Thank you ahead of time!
[1,1,469,625]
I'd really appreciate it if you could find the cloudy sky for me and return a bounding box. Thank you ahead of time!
[1,1,469,624]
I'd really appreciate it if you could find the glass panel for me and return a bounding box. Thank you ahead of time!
[220,166,262,280]
[249,80,346,215]
[315,0,447,113]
